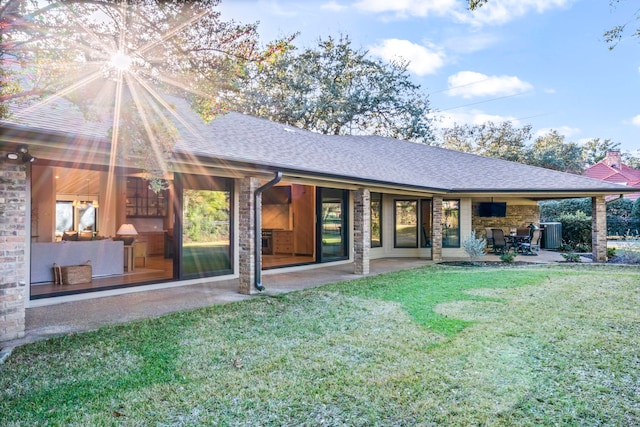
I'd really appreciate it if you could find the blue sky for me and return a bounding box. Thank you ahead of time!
[218,0,640,155]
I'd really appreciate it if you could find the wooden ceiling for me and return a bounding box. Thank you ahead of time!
[54,168,102,197]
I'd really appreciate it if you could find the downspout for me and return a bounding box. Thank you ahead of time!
[254,171,283,291]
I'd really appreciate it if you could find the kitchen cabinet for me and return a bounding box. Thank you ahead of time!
[292,185,315,255]
[126,177,168,217]
[273,230,293,255]
[136,232,165,256]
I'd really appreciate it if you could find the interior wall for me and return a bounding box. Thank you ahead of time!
[31,165,55,242]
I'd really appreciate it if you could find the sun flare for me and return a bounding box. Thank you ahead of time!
[109,51,132,71]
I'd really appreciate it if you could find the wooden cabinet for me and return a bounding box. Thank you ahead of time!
[292,185,315,256]
[126,177,168,217]
[136,232,165,256]
[273,230,293,255]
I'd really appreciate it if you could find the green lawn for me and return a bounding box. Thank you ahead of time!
[1,264,639,425]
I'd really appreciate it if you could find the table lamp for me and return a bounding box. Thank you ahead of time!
[116,224,138,245]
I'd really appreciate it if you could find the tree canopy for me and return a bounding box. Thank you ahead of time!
[233,36,435,144]
[438,121,639,173]
[1,0,291,184]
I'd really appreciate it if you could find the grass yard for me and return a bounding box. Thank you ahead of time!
[1,264,639,425]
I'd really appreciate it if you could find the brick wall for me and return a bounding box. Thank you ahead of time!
[238,177,259,295]
[592,196,607,262]
[432,196,443,261]
[353,188,370,275]
[0,155,27,342]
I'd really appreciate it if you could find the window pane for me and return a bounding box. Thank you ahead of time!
[395,200,417,248]
[443,200,460,248]
[182,188,231,276]
[56,202,74,236]
[320,188,347,260]
[78,204,96,231]
[420,199,432,248]
[370,192,382,248]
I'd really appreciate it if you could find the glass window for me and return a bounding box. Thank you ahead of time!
[443,200,460,248]
[180,175,233,278]
[370,192,382,248]
[78,204,97,232]
[420,199,432,248]
[319,188,348,260]
[56,202,74,236]
[395,200,418,247]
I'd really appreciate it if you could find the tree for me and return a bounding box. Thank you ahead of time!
[526,130,583,174]
[440,121,531,162]
[581,138,621,166]
[233,35,435,143]
[1,0,291,184]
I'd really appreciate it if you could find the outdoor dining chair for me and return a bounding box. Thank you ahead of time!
[517,229,541,255]
[491,228,509,254]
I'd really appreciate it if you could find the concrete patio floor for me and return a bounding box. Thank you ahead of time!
[1,250,574,354]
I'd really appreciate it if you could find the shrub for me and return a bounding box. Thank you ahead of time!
[558,211,592,247]
[500,251,516,263]
[462,230,486,261]
[574,243,592,253]
[561,253,582,263]
[607,247,616,258]
[616,249,640,264]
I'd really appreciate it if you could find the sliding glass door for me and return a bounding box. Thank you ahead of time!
[176,174,233,279]
[317,187,348,262]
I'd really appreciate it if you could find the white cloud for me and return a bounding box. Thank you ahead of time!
[631,114,640,126]
[354,0,457,18]
[454,0,574,26]
[321,1,347,12]
[434,109,520,129]
[447,71,533,98]
[369,39,445,76]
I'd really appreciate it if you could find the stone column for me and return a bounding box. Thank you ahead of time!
[238,177,260,295]
[432,196,443,261]
[0,155,27,342]
[353,188,370,275]
[591,196,607,262]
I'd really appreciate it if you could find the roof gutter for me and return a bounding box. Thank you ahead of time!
[254,171,283,291]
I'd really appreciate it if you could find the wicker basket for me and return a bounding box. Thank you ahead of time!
[53,261,92,285]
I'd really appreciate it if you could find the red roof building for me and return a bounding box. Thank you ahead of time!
[585,150,640,201]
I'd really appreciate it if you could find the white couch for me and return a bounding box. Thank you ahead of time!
[31,240,124,283]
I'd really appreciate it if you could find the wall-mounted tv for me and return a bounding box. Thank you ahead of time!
[478,202,507,217]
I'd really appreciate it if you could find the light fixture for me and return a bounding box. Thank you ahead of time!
[73,178,100,209]
[6,146,36,163]
[116,224,138,245]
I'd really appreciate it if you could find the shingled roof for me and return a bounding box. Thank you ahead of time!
[1,94,633,196]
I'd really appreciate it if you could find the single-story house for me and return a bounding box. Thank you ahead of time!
[0,94,634,342]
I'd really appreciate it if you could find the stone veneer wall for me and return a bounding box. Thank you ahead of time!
[0,156,27,342]
[432,196,443,261]
[472,202,540,238]
[353,189,370,275]
[591,196,607,262]
[238,177,260,295]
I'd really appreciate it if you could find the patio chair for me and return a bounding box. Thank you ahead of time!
[484,228,493,251]
[515,227,530,240]
[491,228,508,254]
[517,229,541,255]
